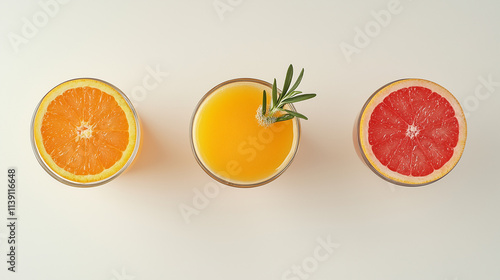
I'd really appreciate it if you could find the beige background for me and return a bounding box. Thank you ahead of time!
[1,0,499,279]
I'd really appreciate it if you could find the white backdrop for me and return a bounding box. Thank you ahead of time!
[1,0,499,279]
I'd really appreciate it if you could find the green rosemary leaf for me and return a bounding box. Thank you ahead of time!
[288,68,304,93]
[284,90,302,99]
[275,114,294,122]
[283,109,308,120]
[281,93,317,104]
[262,91,267,116]
[272,78,278,109]
[280,64,293,102]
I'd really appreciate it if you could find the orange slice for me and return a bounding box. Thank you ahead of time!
[357,79,467,186]
[32,78,140,186]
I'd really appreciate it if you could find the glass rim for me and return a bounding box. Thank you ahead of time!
[30,77,141,188]
[190,77,301,188]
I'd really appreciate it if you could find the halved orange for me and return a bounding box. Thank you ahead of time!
[32,78,140,186]
[357,79,467,186]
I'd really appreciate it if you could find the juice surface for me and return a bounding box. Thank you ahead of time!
[193,81,298,185]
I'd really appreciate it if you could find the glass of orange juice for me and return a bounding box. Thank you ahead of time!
[190,78,301,188]
[31,78,141,187]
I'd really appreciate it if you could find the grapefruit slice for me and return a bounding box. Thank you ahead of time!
[32,78,140,186]
[357,79,467,186]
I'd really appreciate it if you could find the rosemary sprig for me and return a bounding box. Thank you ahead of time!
[257,64,316,125]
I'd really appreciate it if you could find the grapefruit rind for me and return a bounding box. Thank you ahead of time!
[33,78,138,185]
[358,79,467,186]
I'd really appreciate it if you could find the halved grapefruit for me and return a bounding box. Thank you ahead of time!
[357,79,467,186]
[32,78,141,187]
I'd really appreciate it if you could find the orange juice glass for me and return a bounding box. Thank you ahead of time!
[190,78,301,188]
